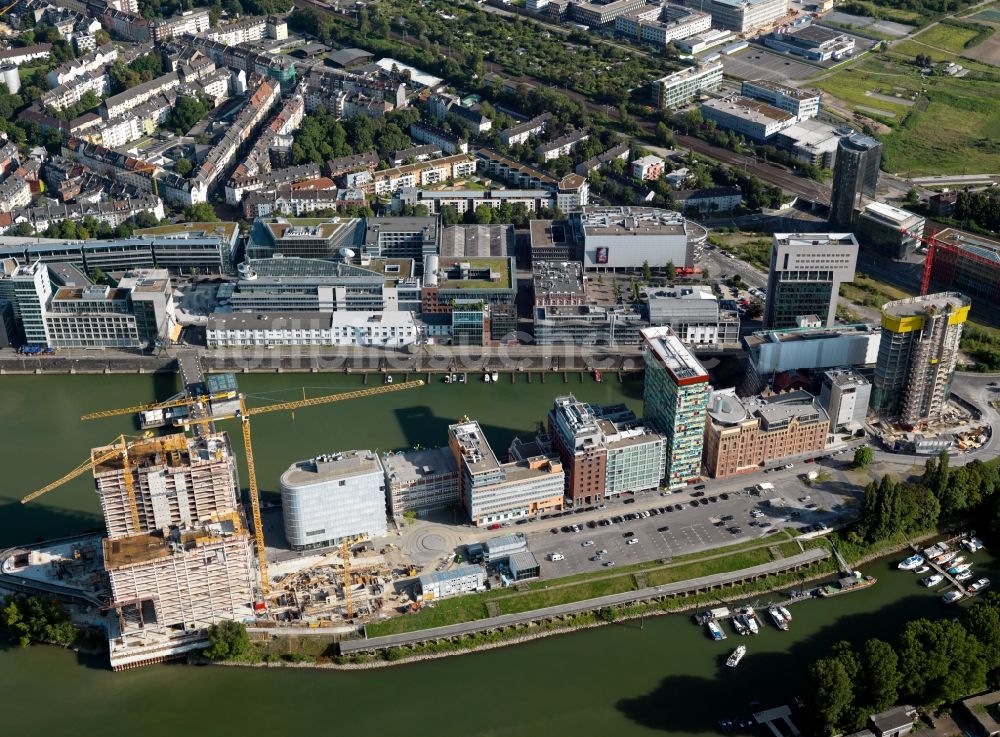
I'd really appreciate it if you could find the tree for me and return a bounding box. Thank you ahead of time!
[745,299,764,320]
[203,620,253,662]
[665,260,676,280]
[641,260,652,283]
[962,594,1000,678]
[0,595,76,647]
[166,95,211,136]
[854,446,873,469]
[184,203,219,222]
[897,618,986,706]
[858,639,903,713]
[173,158,193,177]
[473,204,493,224]
[905,187,920,206]
[804,658,854,736]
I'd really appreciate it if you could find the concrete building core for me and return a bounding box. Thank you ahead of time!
[873,292,970,426]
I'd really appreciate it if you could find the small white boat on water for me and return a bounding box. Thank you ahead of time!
[384,374,393,384]
[943,590,964,604]
[948,563,972,575]
[491,371,499,382]
[963,537,984,553]
[935,551,958,565]
[969,578,991,594]
[726,645,746,668]
[956,571,973,582]
[739,607,759,635]
[914,565,930,574]
[732,617,748,636]
[778,606,792,622]
[707,620,726,641]
[898,555,924,570]
[768,607,789,631]
[922,574,944,587]
[483,372,491,383]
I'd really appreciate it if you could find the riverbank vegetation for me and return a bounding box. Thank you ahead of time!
[806,593,1000,734]
[0,594,77,648]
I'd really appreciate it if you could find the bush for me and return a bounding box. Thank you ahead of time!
[203,620,254,662]
[0,595,76,647]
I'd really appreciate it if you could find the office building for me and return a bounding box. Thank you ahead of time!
[93,433,240,539]
[205,311,418,348]
[671,186,743,215]
[571,0,648,26]
[363,217,438,263]
[651,61,723,109]
[700,96,797,142]
[924,229,1000,304]
[829,133,882,229]
[853,202,925,260]
[422,255,517,342]
[615,3,711,46]
[773,119,846,169]
[417,566,486,600]
[764,24,855,61]
[44,268,175,350]
[574,206,696,270]
[676,0,787,32]
[533,260,586,307]
[0,257,51,345]
[641,326,710,488]
[382,447,460,517]
[534,304,647,346]
[642,285,740,345]
[247,217,361,260]
[548,394,666,504]
[873,292,970,426]
[740,80,820,120]
[764,233,859,329]
[449,420,565,526]
[742,323,880,393]
[528,219,581,263]
[675,29,734,53]
[702,388,829,478]
[820,367,871,433]
[280,450,388,550]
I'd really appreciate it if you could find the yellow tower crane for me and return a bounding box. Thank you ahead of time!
[22,434,143,531]
[70,380,425,597]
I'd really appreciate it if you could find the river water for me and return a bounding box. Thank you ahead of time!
[0,374,994,737]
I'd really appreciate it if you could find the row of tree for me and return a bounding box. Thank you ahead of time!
[807,593,1000,734]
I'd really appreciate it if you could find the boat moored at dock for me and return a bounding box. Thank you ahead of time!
[898,555,924,571]
[768,606,789,631]
[819,571,877,597]
[707,620,726,641]
[726,645,746,668]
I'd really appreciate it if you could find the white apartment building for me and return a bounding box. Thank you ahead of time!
[41,69,110,111]
[536,130,590,162]
[370,155,477,196]
[206,311,418,348]
[46,43,118,87]
[103,72,180,119]
[499,113,552,147]
[651,61,723,109]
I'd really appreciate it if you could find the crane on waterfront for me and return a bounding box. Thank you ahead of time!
[39,380,426,598]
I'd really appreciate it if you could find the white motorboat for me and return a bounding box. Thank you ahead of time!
[768,607,789,631]
[956,570,973,582]
[898,555,924,570]
[948,563,972,575]
[943,590,964,604]
[963,537,984,553]
[483,372,491,383]
[732,617,748,636]
[935,551,958,565]
[778,606,792,622]
[914,565,930,574]
[726,645,746,668]
[707,620,726,641]
[969,578,991,594]
[491,371,499,382]
[922,574,944,587]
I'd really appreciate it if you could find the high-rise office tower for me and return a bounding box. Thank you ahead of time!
[764,233,858,329]
[829,133,882,229]
[641,326,709,489]
[872,292,970,426]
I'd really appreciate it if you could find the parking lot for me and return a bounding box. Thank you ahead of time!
[721,49,819,82]
[523,460,854,579]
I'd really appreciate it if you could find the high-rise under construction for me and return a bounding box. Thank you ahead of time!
[95,432,256,670]
[872,292,971,427]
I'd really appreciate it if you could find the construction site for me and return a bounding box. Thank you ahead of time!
[2,355,426,670]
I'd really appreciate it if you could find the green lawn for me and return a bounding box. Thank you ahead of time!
[366,536,800,637]
[913,23,983,53]
[816,51,1000,176]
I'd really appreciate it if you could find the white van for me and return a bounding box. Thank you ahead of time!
[550,553,565,561]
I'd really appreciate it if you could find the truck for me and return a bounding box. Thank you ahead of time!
[755,482,775,494]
